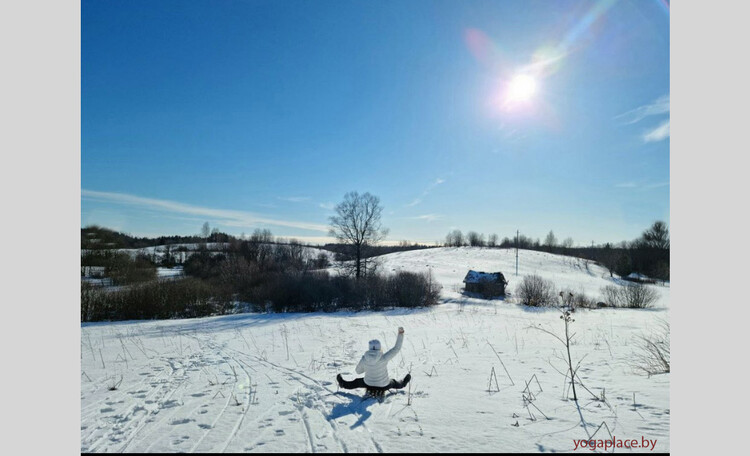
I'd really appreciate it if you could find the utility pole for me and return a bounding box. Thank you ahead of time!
[515,230,519,276]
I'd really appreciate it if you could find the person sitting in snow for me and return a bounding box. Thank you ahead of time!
[336,327,411,396]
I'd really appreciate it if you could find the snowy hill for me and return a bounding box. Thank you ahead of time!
[81,247,670,452]
[376,247,669,309]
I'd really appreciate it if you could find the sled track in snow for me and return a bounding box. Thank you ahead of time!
[185,334,351,453]
[220,343,384,453]
[220,343,351,452]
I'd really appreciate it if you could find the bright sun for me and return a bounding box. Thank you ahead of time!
[506,74,538,103]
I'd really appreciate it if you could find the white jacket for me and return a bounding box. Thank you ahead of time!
[355,333,404,387]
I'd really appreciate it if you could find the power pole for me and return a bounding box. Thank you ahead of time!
[515,230,519,276]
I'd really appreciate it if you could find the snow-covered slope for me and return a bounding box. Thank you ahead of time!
[376,247,669,309]
[81,247,670,453]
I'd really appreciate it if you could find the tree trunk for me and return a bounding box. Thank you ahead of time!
[356,244,362,279]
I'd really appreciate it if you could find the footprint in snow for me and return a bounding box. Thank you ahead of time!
[170,418,194,425]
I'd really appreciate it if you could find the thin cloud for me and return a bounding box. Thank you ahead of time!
[82,190,329,232]
[411,214,443,222]
[319,202,335,210]
[406,178,446,207]
[616,94,670,125]
[643,120,670,143]
[277,196,311,203]
[614,181,669,190]
[644,181,669,189]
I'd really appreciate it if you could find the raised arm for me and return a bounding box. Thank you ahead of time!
[382,328,404,363]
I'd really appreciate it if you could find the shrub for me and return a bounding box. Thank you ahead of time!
[81,250,157,285]
[386,271,441,308]
[81,254,443,321]
[622,283,659,308]
[516,275,556,307]
[106,253,157,286]
[559,288,598,309]
[80,278,232,322]
[601,285,621,308]
[183,249,227,279]
[239,270,441,313]
[600,283,659,309]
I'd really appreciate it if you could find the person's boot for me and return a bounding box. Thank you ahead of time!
[336,374,344,388]
[402,373,411,387]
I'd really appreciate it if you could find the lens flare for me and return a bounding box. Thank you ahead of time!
[506,74,537,103]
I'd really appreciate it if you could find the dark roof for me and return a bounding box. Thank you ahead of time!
[463,270,506,284]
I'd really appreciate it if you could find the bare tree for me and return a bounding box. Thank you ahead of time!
[641,221,670,249]
[467,231,485,247]
[561,237,574,249]
[329,192,388,279]
[544,230,557,250]
[487,233,498,247]
[445,229,464,247]
[201,222,211,240]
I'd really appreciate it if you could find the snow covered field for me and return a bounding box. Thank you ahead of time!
[80,248,669,452]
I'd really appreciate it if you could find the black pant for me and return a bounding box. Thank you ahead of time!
[338,376,408,391]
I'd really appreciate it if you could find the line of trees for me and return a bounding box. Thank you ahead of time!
[442,221,670,281]
[81,224,234,250]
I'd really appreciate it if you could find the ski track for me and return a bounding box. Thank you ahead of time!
[221,343,357,453]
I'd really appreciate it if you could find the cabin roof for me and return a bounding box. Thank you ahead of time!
[463,270,505,284]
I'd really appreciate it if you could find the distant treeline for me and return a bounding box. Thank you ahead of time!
[321,242,437,260]
[82,225,233,250]
[442,221,670,281]
[81,225,439,260]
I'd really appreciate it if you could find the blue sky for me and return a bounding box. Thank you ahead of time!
[82,0,669,245]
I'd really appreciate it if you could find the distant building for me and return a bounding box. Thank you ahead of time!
[463,270,508,297]
[623,272,657,285]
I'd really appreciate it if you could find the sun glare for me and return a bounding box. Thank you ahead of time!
[506,74,538,103]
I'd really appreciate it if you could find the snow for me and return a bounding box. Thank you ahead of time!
[157,266,185,280]
[80,247,669,452]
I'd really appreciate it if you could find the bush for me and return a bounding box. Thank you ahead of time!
[81,278,232,322]
[240,270,441,313]
[81,250,157,285]
[386,271,441,308]
[183,249,227,279]
[559,288,598,309]
[516,275,556,307]
[600,283,659,309]
[106,253,157,286]
[601,285,621,308]
[81,250,443,321]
